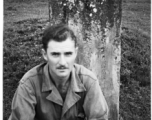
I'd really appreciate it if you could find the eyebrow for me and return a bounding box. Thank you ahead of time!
[65,52,73,54]
[51,51,73,54]
[51,51,73,53]
[51,52,60,54]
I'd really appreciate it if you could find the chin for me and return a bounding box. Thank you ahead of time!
[57,72,68,77]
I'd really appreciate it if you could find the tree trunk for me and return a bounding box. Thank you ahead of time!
[48,0,52,22]
[51,0,122,119]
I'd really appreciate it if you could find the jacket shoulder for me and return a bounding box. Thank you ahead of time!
[20,63,46,84]
[74,63,99,92]
[74,63,98,82]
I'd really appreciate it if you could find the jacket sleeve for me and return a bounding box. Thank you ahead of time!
[8,81,37,120]
[83,80,109,120]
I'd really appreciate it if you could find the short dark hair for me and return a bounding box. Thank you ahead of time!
[42,24,77,51]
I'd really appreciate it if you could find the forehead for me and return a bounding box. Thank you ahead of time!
[47,38,75,52]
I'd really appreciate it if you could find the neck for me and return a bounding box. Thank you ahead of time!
[54,75,70,87]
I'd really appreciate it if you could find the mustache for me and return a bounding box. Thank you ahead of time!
[57,66,67,69]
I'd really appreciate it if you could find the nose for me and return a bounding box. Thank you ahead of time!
[58,55,66,66]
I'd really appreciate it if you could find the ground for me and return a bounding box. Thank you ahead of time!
[3,0,150,120]
[120,0,150,119]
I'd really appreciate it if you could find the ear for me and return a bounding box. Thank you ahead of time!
[41,49,48,61]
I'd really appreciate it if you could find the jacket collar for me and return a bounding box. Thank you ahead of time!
[42,63,63,106]
[41,63,86,113]
[62,65,86,117]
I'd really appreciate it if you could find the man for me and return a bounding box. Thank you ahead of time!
[9,24,108,120]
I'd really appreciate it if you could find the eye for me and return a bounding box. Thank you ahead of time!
[51,52,60,57]
[65,52,73,56]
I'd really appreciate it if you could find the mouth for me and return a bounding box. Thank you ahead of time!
[57,68,67,72]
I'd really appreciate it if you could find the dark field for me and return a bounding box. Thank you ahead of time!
[3,0,151,120]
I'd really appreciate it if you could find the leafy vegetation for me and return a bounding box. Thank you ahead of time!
[119,0,150,119]
[120,29,150,120]
[3,0,150,120]
[3,19,45,120]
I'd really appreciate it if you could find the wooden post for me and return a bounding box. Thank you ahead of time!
[48,0,52,22]
[51,0,122,119]
[48,0,63,23]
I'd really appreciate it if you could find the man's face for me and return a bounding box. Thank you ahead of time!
[42,37,78,79]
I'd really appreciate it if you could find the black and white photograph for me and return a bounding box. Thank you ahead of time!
[3,0,150,120]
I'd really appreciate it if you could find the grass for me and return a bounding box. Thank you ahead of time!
[120,0,150,119]
[4,1,49,30]
[4,1,48,119]
[122,0,150,36]
[120,29,150,119]
[3,0,151,120]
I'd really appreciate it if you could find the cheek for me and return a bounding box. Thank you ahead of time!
[47,57,58,65]
[67,57,76,65]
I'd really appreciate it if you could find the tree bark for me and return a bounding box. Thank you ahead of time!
[48,0,52,22]
[51,0,122,119]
